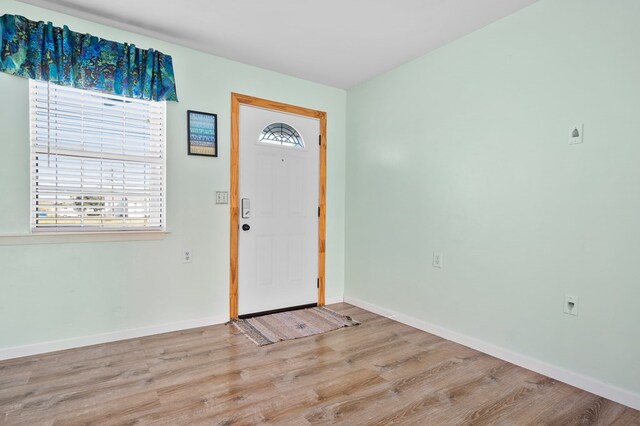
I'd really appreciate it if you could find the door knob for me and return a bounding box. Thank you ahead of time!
[242,224,250,231]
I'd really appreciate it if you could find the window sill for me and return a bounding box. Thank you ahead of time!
[0,230,170,246]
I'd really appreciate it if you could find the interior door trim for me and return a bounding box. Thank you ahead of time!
[230,93,327,319]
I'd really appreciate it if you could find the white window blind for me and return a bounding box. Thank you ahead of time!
[29,80,166,232]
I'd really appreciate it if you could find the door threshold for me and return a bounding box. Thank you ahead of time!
[238,303,318,319]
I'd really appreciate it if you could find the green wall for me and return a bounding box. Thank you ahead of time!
[346,0,640,395]
[0,0,346,349]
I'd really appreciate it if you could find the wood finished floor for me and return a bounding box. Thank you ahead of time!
[1,303,639,425]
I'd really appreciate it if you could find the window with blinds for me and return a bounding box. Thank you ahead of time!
[29,80,166,232]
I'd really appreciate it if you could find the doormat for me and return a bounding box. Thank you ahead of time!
[232,307,359,346]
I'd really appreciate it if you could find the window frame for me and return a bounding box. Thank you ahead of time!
[28,80,167,233]
[258,122,306,150]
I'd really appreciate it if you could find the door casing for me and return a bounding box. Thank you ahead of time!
[230,93,327,319]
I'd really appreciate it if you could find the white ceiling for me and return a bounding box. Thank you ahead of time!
[18,0,539,89]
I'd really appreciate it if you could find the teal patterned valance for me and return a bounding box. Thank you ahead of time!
[0,14,178,102]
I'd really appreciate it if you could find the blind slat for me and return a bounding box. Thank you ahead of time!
[30,86,164,109]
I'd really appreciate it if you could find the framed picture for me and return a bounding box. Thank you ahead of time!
[187,110,218,157]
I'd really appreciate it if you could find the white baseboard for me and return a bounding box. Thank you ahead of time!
[344,296,640,411]
[325,295,344,305]
[0,315,228,361]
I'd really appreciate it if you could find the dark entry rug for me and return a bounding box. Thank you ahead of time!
[232,306,359,346]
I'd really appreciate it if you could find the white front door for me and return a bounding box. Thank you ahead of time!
[238,104,320,315]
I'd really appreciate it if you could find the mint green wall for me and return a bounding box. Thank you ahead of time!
[346,0,640,395]
[0,0,346,348]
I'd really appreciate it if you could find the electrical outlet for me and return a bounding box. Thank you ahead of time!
[433,252,443,268]
[183,249,193,263]
[569,124,584,145]
[216,191,229,204]
[564,294,578,316]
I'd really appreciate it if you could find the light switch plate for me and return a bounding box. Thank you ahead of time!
[216,191,229,204]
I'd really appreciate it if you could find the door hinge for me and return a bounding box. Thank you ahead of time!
[317,278,320,289]
[318,206,320,217]
[319,135,321,146]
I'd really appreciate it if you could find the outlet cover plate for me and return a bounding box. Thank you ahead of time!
[433,252,443,268]
[569,124,584,145]
[183,249,193,263]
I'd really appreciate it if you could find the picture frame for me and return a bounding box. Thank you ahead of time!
[187,110,218,157]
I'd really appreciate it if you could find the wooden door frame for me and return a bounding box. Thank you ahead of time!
[230,93,327,319]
